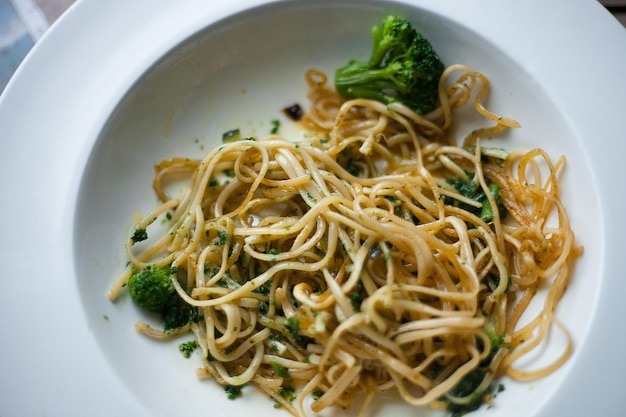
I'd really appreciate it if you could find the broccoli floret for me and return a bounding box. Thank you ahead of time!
[128,266,175,311]
[128,265,199,331]
[334,15,445,114]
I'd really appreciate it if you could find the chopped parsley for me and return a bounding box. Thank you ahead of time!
[286,317,314,347]
[217,230,228,245]
[278,385,296,402]
[178,340,199,358]
[311,389,325,400]
[131,227,148,243]
[444,177,506,223]
[271,361,291,379]
[224,385,243,400]
[270,119,281,134]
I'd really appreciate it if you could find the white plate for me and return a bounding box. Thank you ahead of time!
[1,0,625,416]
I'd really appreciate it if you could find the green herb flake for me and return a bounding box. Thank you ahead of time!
[271,361,291,379]
[286,316,314,347]
[224,385,243,400]
[311,389,325,400]
[217,230,228,245]
[131,228,148,243]
[349,291,363,312]
[278,385,296,402]
[178,340,199,358]
[270,119,281,134]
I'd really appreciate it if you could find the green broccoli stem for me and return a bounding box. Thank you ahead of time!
[336,63,410,97]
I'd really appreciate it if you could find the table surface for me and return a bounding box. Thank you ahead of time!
[1,0,625,93]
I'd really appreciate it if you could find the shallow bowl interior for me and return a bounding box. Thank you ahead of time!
[73,1,600,416]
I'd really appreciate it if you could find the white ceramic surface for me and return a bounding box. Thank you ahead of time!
[1,0,625,416]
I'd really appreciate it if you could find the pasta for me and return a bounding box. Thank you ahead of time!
[110,65,582,416]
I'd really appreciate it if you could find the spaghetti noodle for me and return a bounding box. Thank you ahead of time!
[109,65,581,416]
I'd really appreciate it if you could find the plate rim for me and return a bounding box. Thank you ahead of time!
[1,0,625,416]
